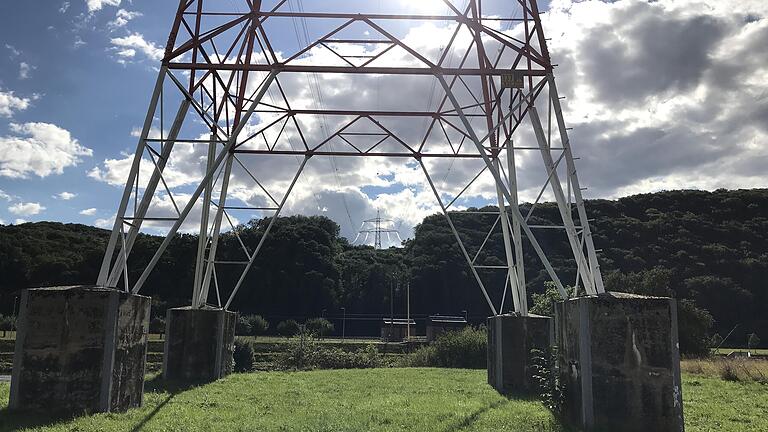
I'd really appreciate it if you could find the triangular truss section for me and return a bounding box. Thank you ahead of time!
[98,0,605,318]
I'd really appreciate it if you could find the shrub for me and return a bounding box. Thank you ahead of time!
[305,317,334,338]
[719,359,740,382]
[149,316,165,334]
[0,315,15,331]
[277,319,301,337]
[529,348,564,414]
[0,315,14,337]
[276,335,384,371]
[236,315,253,336]
[277,333,318,370]
[249,315,270,336]
[233,337,256,372]
[401,326,487,368]
[312,345,384,369]
[748,333,761,351]
[236,315,269,336]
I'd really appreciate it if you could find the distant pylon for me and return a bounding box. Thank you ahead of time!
[353,210,403,249]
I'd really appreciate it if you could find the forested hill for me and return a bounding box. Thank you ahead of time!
[0,188,766,353]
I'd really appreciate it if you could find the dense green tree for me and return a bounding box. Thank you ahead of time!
[1,189,767,354]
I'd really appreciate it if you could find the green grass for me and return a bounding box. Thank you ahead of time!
[0,369,766,432]
[0,368,566,432]
[682,374,768,431]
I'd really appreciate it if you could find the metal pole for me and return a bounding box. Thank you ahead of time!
[529,107,595,294]
[494,156,522,314]
[341,307,346,342]
[419,160,499,315]
[224,155,309,309]
[547,74,605,293]
[198,151,234,308]
[390,276,394,341]
[192,130,216,307]
[406,281,410,341]
[506,141,528,312]
[435,75,569,300]
[106,99,191,287]
[130,70,279,294]
[98,67,168,285]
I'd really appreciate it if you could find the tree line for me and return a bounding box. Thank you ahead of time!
[0,188,766,355]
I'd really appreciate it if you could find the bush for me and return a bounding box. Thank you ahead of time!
[277,319,301,337]
[401,326,487,368]
[236,315,253,336]
[305,317,334,338]
[233,337,256,372]
[149,316,165,334]
[236,315,269,336]
[677,299,714,357]
[276,334,384,371]
[748,333,761,351]
[0,315,14,337]
[249,315,269,336]
[0,315,15,331]
[277,333,318,370]
[529,348,564,414]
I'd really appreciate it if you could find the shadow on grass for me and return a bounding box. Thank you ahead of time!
[440,391,577,432]
[0,375,203,432]
[441,398,510,432]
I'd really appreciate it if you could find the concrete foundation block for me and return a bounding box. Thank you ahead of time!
[9,286,150,414]
[487,313,552,394]
[555,292,684,432]
[163,307,236,382]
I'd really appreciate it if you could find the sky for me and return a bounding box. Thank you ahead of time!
[0,0,766,246]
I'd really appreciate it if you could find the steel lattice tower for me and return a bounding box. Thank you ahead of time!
[353,210,402,249]
[97,0,605,316]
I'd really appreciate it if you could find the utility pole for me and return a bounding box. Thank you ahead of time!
[389,275,394,341]
[353,210,403,249]
[406,282,410,341]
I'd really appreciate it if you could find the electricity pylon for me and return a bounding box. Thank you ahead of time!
[96,0,604,317]
[353,210,403,249]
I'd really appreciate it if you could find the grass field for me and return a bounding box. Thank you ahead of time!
[0,368,566,432]
[1,368,767,432]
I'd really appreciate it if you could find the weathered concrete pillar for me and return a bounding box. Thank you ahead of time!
[555,292,684,432]
[163,307,236,382]
[487,313,552,394]
[9,286,150,413]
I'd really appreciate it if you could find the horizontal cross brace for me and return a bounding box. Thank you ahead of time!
[167,63,550,76]
[232,150,497,158]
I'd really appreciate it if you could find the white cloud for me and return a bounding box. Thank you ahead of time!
[109,9,142,29]
[86,0,120,13]
[0,89,31,117]
[60,2,70,13]
[0,190,12,201]
[79,207,97,216]
[14,219,26,225]
[90,0,768,241]
[95,213,114,228]
[19,62,34,80]
[0,122,92,178]
[110,33,163,62]
[55,191,77,200]
[9,202,45,216]
[5,44,20,57]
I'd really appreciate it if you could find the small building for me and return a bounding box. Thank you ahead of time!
[380,318,416,342]
[426,315,468,342]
